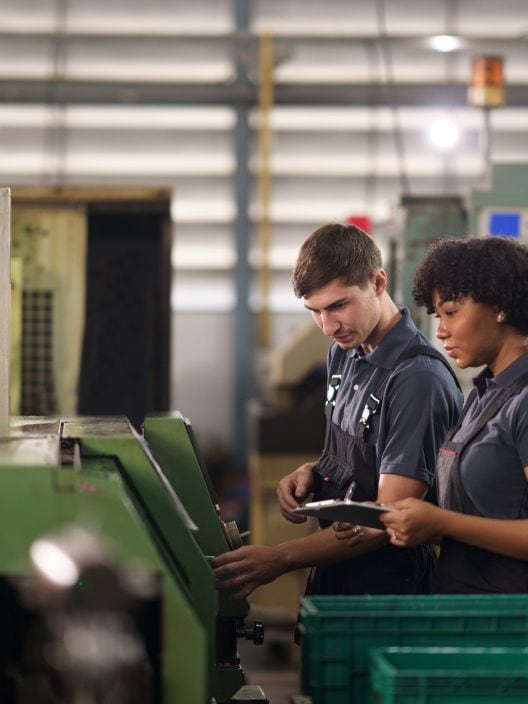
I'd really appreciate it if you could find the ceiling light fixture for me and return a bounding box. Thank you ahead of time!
[428,35,462,53]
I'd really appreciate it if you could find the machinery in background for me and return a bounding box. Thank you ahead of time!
[400,195,467,334]
[10,187,172,429]
[469,162,528,243]
[400,166,528,331]
[397,195,472,394]
[0,414,266,704]
[11,201,88,417]
[398,164,528,393]
[249,324,329,623]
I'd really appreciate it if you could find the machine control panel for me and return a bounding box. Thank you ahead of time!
[478,206,528,243]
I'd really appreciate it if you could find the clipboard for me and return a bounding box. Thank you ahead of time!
[292,499,397,529]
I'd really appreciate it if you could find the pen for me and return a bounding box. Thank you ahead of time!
[344,480,356,502]
[334,479,357,531]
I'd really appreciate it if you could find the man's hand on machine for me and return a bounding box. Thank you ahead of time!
[276,462,316,523]
[211,545,284,599]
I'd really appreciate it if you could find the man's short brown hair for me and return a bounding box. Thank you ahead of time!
[292,223,382,298]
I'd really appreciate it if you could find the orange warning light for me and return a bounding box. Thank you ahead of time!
[468,56,505,108]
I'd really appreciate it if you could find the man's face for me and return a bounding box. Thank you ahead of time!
[303,276,382,350]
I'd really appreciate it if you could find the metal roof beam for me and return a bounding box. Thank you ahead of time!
[1,80,528,107]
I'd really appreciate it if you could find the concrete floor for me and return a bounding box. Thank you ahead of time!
[239,630,302,704]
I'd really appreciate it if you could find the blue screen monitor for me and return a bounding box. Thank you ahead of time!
[488,212,521,238]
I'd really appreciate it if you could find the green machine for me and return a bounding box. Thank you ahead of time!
[400,195,467,333]
[0,414,266,704]
[401,164,528,333]
[468,162,528,243]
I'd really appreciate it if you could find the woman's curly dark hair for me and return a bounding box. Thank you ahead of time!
[412,236,528,334]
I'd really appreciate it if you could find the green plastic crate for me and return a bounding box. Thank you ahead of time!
[299,595,528,704]
[370,647,528,704]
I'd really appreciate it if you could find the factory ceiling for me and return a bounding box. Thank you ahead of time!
[2,1,528,105]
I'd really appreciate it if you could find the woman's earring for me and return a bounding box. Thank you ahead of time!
[497,312,505,323]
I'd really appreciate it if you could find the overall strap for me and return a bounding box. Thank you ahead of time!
[325,345,348,407]
[359,344,461,432]
[444,387,477,442]
[446,370,528,447]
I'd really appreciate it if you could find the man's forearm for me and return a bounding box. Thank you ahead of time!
[275,525,389,573]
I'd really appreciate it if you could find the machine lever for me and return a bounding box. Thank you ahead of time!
[238,621,264,646]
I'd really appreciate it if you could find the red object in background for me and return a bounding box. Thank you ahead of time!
[345,215,372,235]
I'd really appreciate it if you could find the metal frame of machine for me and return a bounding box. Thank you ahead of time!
[0,413,266,704]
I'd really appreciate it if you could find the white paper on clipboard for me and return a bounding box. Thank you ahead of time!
[292,499,397,529]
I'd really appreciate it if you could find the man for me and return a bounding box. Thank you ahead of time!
[212,223,462,598]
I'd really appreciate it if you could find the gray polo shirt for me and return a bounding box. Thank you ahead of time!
[454,352,528,518]
[331,307,462,488]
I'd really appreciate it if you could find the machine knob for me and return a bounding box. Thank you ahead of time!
[223,520,243,550]
[240,621,264,646]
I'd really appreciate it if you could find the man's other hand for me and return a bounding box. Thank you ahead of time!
[276,462,316,523]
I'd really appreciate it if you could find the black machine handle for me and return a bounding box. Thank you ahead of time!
[238,621,264,646]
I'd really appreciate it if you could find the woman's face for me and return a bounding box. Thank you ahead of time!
[432,290,505,373]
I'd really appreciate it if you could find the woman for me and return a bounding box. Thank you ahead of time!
[336,235,528,593]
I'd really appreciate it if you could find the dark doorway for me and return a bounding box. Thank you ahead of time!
[78,206,171,429]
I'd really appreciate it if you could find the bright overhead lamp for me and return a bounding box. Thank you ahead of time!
[428,118,460,151]
[428,35,462,53]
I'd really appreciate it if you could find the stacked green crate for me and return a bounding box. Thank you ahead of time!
[370,647,528,704]
[299,595,528,704]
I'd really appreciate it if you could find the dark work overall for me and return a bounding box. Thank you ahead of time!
[435,371,528,594]
[308,344,458,596]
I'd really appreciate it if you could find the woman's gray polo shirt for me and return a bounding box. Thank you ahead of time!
[452,352,528,518]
